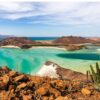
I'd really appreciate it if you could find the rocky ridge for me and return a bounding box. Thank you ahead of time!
[0,66,100,100]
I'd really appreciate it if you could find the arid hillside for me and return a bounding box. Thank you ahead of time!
[0,37,37,48]
[53,36,95,44]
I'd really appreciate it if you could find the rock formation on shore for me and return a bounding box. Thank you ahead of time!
[0,66,100,100]
[37,61,86,81]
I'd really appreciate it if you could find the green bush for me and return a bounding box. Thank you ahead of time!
[87,62,100,90]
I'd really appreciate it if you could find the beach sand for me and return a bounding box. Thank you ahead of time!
[0,45,66,50]
[0,45,20,48]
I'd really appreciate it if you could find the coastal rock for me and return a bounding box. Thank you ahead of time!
[67,45,86,51]
[37,61,86,81]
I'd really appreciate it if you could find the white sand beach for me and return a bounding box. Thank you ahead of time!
[0,45,66,50]
[31,46,66,50]
[0,45,20,48]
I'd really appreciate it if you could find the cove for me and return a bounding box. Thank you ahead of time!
[0,47,100,74]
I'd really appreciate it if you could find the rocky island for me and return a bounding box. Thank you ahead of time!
[0,36,98,50]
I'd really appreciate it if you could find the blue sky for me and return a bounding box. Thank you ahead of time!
[0,2,100,37]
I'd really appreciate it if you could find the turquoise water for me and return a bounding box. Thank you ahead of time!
[0,46,100,74]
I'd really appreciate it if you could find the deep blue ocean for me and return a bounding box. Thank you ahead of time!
[0,37,58,41]
[27,37,58,41]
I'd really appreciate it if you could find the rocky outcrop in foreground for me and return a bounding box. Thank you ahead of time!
[0,66,100,100]
[37,61,86,81]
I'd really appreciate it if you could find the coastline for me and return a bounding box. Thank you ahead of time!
[0,45,20,48]
[31,46,66,50]
[0,45,66,50]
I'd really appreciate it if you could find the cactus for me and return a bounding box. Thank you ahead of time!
[87,62,100,90]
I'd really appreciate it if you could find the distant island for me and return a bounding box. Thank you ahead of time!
[0,36,99,50]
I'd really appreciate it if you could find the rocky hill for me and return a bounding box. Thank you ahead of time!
[53,36,94,44]
[0,37,37,48]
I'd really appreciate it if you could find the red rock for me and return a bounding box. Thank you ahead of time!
[49,88,61,97]
[8,71,16,77]
[81,88,91,95]
[49,95,54,100]
[42,96,49,100]
[22,95,32,100]
[2,75,9,84]
[17,83,27,90]
[14,75,25,82]
[56,96,68,100]
[36,87,48,96]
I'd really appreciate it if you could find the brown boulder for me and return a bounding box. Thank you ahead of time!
[56,96,68,100]
[42,96,49,100]
[49,95,54,100]
[22,95,33,100]
[14,75,27,82]
[81,88,91,95]
[8,71,17,77]
[2,75,9,84]
[36,87,49,96]
[17,83,27,90]
[49,88,61,97]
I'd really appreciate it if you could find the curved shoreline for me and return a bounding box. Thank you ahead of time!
[0,45,20,48]
[0,45,66,50]
[31,46,66,50]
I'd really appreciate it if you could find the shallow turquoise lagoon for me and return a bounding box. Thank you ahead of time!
[0,46,100,74]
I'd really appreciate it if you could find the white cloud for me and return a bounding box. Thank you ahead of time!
[0,2,100,26]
